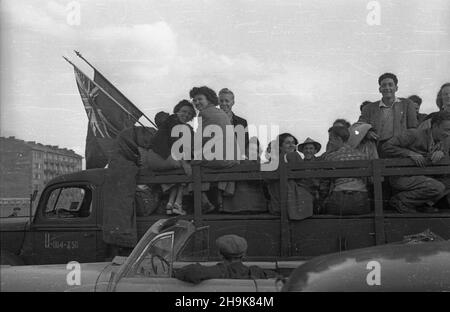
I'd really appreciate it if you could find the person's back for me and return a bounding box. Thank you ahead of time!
[321,126,370,215]
[174,261,277,284]
[174,234,278,284]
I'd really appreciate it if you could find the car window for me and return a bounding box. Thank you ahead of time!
[178,226,209,261]
[45,186,92,219]
[133,232,174,278]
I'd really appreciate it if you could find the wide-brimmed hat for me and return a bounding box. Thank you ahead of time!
[348,123,373,148]
[297,137,321,154]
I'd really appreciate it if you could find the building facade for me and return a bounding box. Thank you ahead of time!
[0,136,83,217]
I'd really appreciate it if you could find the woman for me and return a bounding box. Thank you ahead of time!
[189,86,240,213]
[267,133,313,220]
[140,100,195,215]
[419,83,450,129]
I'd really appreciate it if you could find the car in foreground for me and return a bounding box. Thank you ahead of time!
[1,218,296,292]
[282,239,450,292]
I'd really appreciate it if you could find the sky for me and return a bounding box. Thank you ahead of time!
[1,0,449,165]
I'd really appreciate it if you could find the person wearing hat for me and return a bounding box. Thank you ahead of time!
[174,234,278,284]
[320,126,371,215]
[298,137,321,161]
[296,138,322,213]
[348,123,379,160]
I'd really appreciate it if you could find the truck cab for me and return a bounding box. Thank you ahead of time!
[1,169,107,265]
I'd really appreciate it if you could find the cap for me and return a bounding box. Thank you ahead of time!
[216,234,248,257]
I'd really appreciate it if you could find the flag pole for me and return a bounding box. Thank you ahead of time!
[63,56,148,129]
[73,50,158,128]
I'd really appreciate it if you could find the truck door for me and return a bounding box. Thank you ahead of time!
[29,183,99,264]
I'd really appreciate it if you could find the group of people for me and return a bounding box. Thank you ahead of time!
[101,73,449,256]
[130,74,450,218]
[268,74,450,216]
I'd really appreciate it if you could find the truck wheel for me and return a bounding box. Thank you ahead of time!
[0,250,24,266]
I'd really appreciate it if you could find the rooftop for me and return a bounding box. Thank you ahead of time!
[1,136,83,159]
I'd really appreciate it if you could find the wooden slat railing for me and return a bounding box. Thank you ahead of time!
[137,158,450,256]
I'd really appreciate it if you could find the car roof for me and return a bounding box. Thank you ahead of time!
[283,241,450,292]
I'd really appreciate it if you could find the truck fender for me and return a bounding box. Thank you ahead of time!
[0,250,25,266]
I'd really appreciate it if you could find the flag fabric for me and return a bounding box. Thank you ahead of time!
[74,67,143,169]
[93,70,143,119]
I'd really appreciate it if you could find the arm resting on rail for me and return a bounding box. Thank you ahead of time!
[381,130,421,158]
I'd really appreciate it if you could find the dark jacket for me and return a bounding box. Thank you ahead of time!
[382,128,449,158]
[174,261,278,284]
[114,126,156,165]
[358,98,418,141]
[231,113,249,155]
[417,113,428,124]
[150,114,194,159]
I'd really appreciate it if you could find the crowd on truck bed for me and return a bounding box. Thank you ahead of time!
[107,74,450,237]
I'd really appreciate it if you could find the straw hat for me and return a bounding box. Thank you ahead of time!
[297,137,321,154]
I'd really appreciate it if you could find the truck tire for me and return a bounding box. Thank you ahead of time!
[0,250,24,266]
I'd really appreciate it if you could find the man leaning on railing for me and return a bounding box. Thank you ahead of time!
[382,111,450,213]
[320,126,371,216]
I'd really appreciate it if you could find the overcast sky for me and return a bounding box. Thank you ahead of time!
[1,0,449,162]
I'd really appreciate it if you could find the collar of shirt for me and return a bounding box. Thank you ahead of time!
[379,97,400,108]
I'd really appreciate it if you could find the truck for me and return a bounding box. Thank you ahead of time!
[1,158,450,266]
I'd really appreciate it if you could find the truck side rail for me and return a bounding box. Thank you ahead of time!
[137,158,450,256]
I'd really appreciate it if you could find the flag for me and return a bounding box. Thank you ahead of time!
[93,70,143,119]
[74,67,143,169]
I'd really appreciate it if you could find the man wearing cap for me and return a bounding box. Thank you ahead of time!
[174,234,278,284]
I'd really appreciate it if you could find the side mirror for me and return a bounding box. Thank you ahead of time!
[29,190,39,222]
